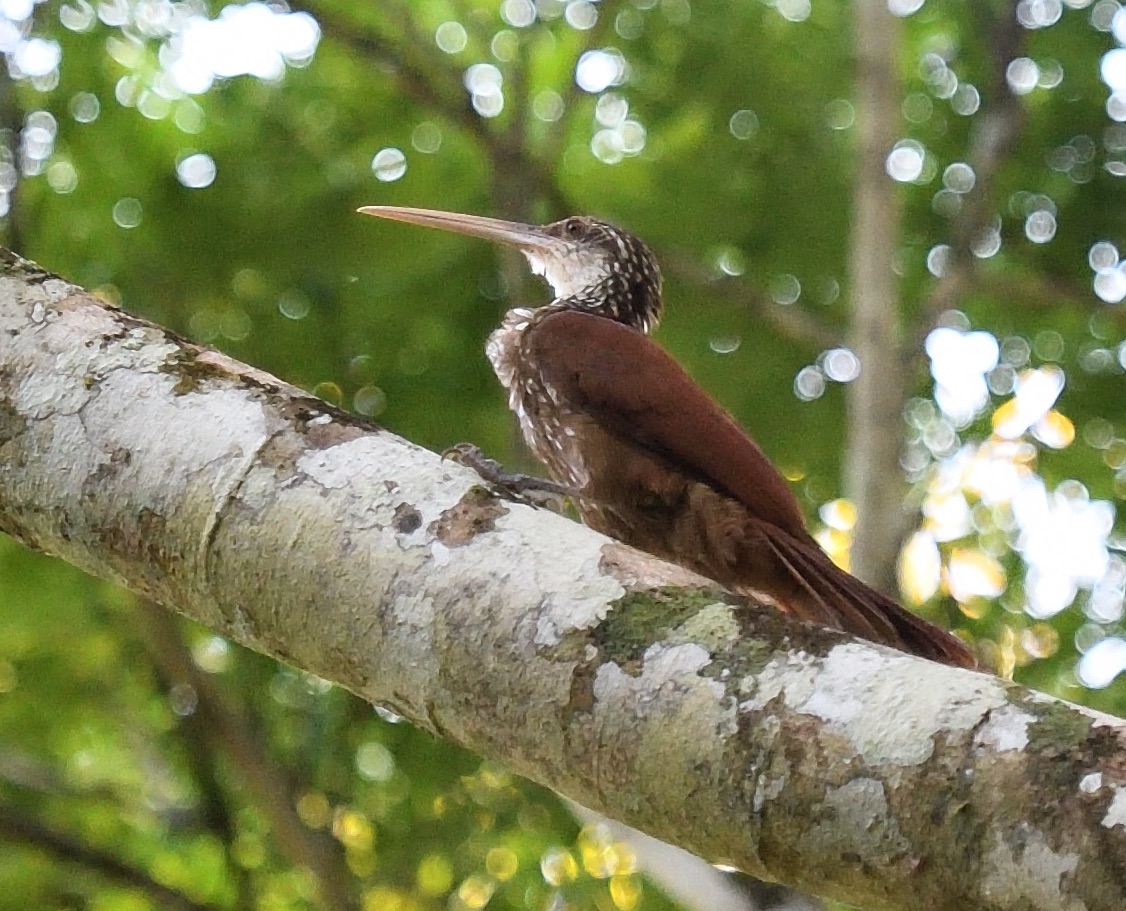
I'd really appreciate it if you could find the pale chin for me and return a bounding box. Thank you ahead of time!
[522,249,547,277]
[522,248,572,298]
[521,249,611,301]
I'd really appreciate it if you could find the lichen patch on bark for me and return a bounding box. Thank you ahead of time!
[800,777,908,867]
[981,829,1080,911]
[1103,787,1126,830]
[594,587,722,668]
[797,644,1007,766]
[740,650,820,713]
[974,704,1036,752]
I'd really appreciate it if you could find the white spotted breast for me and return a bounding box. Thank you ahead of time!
[485,307,591,489]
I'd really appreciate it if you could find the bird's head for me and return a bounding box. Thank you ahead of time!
[359,206,663,333]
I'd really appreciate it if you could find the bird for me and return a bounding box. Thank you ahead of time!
[359,205,977,669]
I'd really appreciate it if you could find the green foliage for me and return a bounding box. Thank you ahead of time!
[1,0,1125,909]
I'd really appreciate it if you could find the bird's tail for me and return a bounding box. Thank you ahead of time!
[762,531,979,670]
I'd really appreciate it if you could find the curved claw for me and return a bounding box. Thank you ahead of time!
[440,442,578,512]
[442,442,493,467]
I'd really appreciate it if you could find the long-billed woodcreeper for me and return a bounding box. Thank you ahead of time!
[360,205,976,669]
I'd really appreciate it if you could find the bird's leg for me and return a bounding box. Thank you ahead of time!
[442,443,578,512]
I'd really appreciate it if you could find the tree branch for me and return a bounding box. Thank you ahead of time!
[297,0,492,148]
[663,253,841,351]
[978,269,1125,320]
[0,807,220,911]
[0,251,1124,910]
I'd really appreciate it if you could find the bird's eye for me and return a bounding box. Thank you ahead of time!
[562,218,582,237]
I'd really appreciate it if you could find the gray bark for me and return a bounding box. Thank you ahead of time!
[1,250,1125,911]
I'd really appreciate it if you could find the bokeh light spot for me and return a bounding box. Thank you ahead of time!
[565,0,598,29]
[501,0,536,27]
[903,92,933,123]
[774,0,811,22]
[541,847,579,885]
[69,91,100,123]
[993,367,1064,439]
[411,121,442,154]
[951,83,981,115]
[794,365,825,401]
[926,326,999,426]
[13,37,60,77]
[455,875,495,910]
[927,244,951,277]
[729,108,758,139]
[1024,209,1057,243]
[886,139,926,182]
[889,0,924,15]
[355,741,395,782]
[1078,636,1126,688]
[176,151,216,188]
[575,48,627,93]
[947,548,1007,602]
[333,807,373,852]
[167,4,320,95]
[1033,410,1075,449]
[971,220,1002,259]
[821,347,860,382]
[353,385,387,418]
[60,1,96,32]
[1089,240,1119,271]
[1017,0,1063,28]
[112,197,143,229]
[610,875,643,911]
[278,288,311,320]
[596,92,627,127]
[312,381,343,407]
[1006,57,1040,94]
[417,854,454,896]
[296,791,332,829]
[485,846,519,880]
[47,160,78,194]
[942,161,976,193]
[824,98,855,130]
[371,147,407,182]
[770,273,801,305]
[1094,267,1126,303]
[1033,329,1065,361]
[435,21,467,53]
[899,531,941,604]
[191,635,231,673]
[534,89,565,122]
[708,335,741,354]
[713,246,745,276]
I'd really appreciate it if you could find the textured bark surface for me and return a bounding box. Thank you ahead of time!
[1,250,1125,911]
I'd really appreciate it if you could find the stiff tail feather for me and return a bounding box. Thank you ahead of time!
[763,531,978,669]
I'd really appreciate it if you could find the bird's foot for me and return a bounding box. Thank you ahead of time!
[442,443,575,512]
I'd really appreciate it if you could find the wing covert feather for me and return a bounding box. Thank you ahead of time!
[528,310,808,537]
